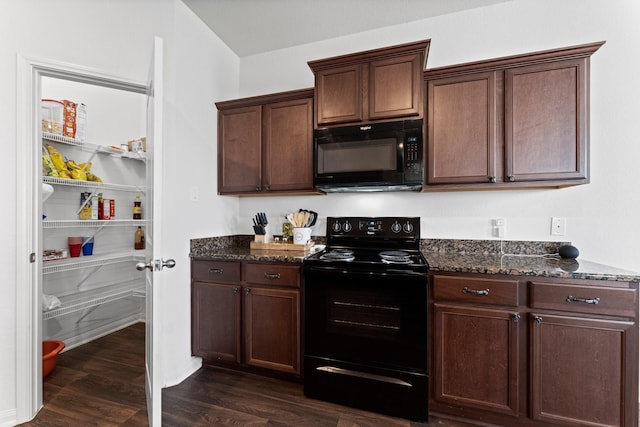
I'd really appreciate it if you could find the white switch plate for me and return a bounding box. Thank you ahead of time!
[190,186,199,202]
[551,217,566,236]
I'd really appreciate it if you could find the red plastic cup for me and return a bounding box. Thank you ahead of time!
[68,236,82,257]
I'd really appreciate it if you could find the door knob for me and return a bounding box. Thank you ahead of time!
[162,259,176,269]
[136,261,153,271]
[136,259,176,271]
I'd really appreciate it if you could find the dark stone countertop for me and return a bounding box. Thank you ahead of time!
[190,236,640,282]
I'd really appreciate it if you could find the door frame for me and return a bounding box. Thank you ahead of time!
[15,55,150,423]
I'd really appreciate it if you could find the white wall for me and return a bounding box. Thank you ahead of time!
[237,0,640,273]
[161,1,240,387]
[1,0,239,424]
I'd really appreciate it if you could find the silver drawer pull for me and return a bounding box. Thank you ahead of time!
[566,295,600,305]
[264,273,281,280]
[463,287,490,296]
[208,268,224,274]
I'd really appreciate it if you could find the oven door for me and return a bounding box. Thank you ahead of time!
[304,264,428,372]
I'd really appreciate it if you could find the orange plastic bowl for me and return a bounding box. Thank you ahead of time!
[42,340,65,377]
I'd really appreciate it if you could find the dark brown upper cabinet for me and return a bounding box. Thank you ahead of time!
[424,41,604,190]
[308,39,430,127]
[216,88,317,195]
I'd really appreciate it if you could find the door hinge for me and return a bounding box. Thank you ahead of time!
[30,252,36,263]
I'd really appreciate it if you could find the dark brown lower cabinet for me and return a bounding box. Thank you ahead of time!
[430,272,638,427]
[530,313,635,426]
[191,259,301,377]
[192,280,241,362]
[244,286,299,374]
[433,304,519,417]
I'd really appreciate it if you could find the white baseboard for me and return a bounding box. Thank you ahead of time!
[162,356,202,388]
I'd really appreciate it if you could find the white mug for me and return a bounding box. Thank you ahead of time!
[292,227,312,245]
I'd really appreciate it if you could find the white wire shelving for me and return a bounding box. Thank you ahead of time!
[42,252,146,275]
[43,132,146,162]
[43,219,149,229]
[42,280,145,320]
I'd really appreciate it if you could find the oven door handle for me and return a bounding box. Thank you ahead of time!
[316,366,413,387]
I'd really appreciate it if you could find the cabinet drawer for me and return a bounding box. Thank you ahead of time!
[192,260,241,283]
[244,263,300,288]
[432,275,519,306]
[530,281,637,318]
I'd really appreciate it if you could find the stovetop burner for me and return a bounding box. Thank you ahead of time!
[379,250,413,264]
[320,249,355,262]
[304,217,429,272]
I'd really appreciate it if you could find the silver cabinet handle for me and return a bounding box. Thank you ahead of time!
[463,287,490,296]
[566,295,600,305]
[534,315,543,325]
[209,268,224,274]
[264,273,281,280]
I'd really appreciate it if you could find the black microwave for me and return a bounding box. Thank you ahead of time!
[314,119,423,192]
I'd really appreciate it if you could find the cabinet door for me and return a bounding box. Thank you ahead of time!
[426,72,498,184]
[530,313,636,427]
[369,53,422,120]
[263,97,313,192]
[218,105,262,193]
[505,58,588,182]
[243,286,300,375]
[191,281,241,362]
[433,303,520,416]
[315,64,362,125]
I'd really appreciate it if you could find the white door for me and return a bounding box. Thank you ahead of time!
[140,36,173,426]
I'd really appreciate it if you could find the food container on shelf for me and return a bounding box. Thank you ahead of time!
[41,99,64,135]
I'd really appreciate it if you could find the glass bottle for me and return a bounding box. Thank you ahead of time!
[133,194,142,220]
[134,226,145,250]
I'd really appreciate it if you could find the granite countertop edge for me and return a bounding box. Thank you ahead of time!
[190,236,640,282]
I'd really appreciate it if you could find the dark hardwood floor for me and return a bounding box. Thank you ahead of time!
[21,323,474,426]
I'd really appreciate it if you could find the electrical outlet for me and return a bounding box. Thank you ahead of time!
[492,218,505,237]
[551,217,566,236]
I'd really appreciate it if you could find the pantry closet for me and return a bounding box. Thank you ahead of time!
[40,78,148,349]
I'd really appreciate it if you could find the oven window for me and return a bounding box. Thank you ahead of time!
[317,139,396,174]
[328,288,402,342]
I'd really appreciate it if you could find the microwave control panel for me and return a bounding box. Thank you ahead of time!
[405,136,420,162]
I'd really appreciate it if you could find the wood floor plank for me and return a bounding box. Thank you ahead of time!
[22,323,476,427]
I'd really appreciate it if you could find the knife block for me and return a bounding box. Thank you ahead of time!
[254,225,270,243]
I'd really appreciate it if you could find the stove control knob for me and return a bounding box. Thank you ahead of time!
[391,221,402,233]
[332,222,341,233]
[403,222,414,233]
[343,221,352,232]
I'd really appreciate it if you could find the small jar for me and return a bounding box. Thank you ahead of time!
[282,222,292,244]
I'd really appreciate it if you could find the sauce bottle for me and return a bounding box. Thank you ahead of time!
[134,226,145,250]
[133,194,142,219]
